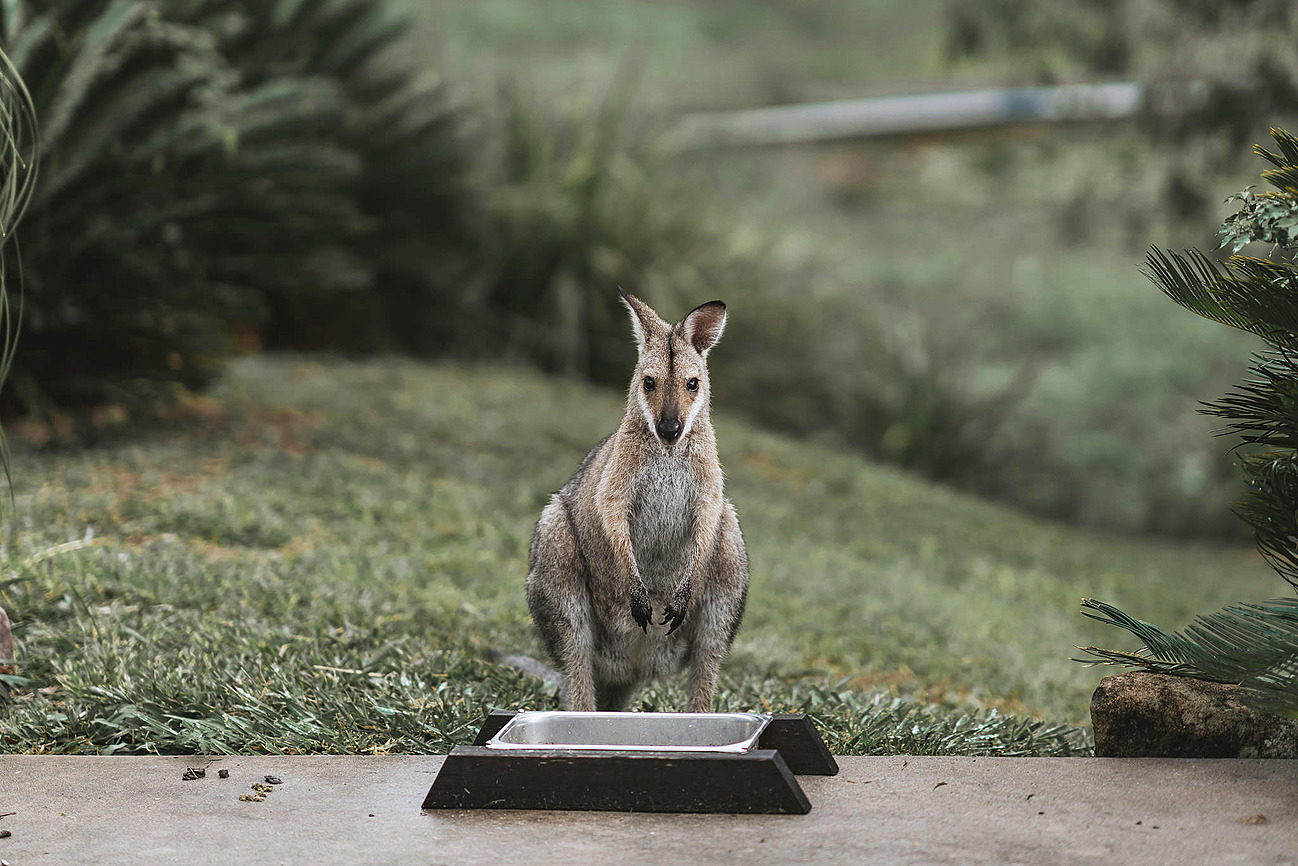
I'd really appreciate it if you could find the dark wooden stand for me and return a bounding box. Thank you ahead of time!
[422,712,837,814]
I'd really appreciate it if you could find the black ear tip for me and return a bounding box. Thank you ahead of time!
[689,299,725,315]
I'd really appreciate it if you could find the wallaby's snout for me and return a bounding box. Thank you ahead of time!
[657,417,682,441]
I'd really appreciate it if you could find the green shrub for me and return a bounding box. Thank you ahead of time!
[173,0,480,354]
[1078,129,1298,713]
[2,0,475,421]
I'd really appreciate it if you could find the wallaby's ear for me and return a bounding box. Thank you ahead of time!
[619,288,667,351]
[680,300,727,356]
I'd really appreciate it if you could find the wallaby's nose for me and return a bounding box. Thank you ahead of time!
[657,418,682,441]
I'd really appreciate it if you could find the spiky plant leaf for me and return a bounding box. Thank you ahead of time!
[0,41,37,500]
[1076,597,1298,715]
[4,0,381,415]
[1144,248,1298,350]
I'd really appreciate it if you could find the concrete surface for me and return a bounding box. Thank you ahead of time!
[0,755,1292,864]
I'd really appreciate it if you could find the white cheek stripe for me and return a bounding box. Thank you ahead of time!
[680,385,707,439]
[637,386,658,436]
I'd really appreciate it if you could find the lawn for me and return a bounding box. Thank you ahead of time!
[0,355,1280,756]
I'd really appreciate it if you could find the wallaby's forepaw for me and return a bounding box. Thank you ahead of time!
[630,584,652,633]
[661,602,686,635]
[661,580,691,635]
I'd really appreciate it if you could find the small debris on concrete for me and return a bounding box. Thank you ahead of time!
[240,780,280,803]
[264,775,283,785]
[0,829,10,838]
[1241,814,1268,825]
[181,767,206,781]
[217,769,229,779]
[933,782,948,790]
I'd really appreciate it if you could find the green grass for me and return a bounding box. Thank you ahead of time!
[0,356,1280,755]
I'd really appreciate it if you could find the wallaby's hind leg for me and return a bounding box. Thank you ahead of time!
[526,498,598,712]
[687,503,749,713]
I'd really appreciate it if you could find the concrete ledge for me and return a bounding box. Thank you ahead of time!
[0,755,1293,863]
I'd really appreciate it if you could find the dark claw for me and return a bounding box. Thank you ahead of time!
[630,587,652,633]
[662,579,690,635]
[662,604,686,635]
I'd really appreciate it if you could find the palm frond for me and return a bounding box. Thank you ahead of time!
[1143,248,1265,336]
[1254,127,1298,172]
[1076,597,1298,715]
[1231,454,1298,590]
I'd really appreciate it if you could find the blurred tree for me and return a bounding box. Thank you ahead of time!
[0,0,477,423]
[3,0,366,415]
[1077,128,1298,713]
[947,0,1298,227]
[171,0,481,353]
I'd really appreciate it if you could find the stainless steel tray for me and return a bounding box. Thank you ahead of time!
[484,711,771,753]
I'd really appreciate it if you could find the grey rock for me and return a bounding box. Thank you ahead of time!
[1091,671,1298,758]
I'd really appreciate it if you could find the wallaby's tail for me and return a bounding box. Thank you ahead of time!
[486,649,571,709]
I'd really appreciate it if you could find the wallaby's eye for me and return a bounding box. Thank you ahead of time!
[687,378,699,392]
[643,376,656,392]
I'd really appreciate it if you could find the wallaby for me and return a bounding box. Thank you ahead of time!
[526,290,749,713]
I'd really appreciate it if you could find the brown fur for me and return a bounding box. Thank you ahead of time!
[526,291,749,712]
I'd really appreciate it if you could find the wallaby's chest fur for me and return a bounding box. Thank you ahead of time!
[627,453,696,592]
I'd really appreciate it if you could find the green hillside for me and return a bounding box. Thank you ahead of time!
[0,356,1278,755]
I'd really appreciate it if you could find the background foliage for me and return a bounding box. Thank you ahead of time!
[1,0,473,423]
[948,0,1298,230]
[2,0,1279,540]
[1079,128,1298,714]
